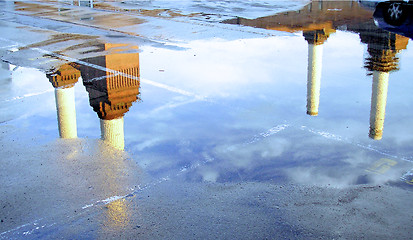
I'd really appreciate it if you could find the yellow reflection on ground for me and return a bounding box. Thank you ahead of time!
[105,198,130,228]
[96,142,134,234]
[366,158,398,174]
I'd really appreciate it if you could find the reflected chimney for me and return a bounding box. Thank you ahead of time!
[303,30,331,116]
[100,118,124,150]
[366,49,397,140]
[55,87,77,139]
[369,71,389,140]
[306,43,323,116]
[80,44,140,150]
[47,64,81,139]
[362,32,408,140]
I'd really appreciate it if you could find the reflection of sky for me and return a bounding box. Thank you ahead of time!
[1,2,412,238]
[141,35,307,98]
[195,127,411,187]
[3,27,413,188]
[134,30,413,186]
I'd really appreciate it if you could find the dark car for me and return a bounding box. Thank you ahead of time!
[374,0,413,38]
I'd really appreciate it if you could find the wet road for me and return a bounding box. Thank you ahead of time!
[0,0,412,239]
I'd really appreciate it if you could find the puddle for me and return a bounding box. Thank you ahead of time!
[2,0,413,186]
[1,1,413,239]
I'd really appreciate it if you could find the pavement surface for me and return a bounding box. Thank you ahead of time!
[0,0,412,239]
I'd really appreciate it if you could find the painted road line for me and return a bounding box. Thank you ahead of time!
[0,36,207,101]
[366,158,398,174]
[301,125,413,164]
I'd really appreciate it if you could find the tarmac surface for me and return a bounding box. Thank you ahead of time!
[0,0,412,239]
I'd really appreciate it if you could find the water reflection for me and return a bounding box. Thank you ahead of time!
[304,30,331,116]
[105,198,129,229]
[224,0,410,140]
[80,43,140,150]
[47,64,81,139]
[47,43,140,149]
[358,22,408,140]
[223,1,372,33]
[46,43,140,230]
[94,142,132,230]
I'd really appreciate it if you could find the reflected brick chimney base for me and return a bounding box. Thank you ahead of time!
[307,43,323,116]
[369,71,389,140]
[100,117,124,150]
[55,87,77,139]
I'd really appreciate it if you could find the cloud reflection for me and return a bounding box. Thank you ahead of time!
[184,126,411,188]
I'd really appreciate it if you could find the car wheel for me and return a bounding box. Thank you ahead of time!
[383,2,407,26]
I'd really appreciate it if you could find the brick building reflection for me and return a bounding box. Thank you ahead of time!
[80,43,140,150]
[224,0,409,139]
[47,43,140,149]
[47,63,81,139]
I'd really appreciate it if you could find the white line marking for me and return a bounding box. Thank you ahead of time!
[244,124,290,145]
[400,168,413,181]
[301,125,413,164]
[0,37,207,100]
[3,89,54,102]
[81,204,94,209]
[150,98,201,114]
[0,218,43,236]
